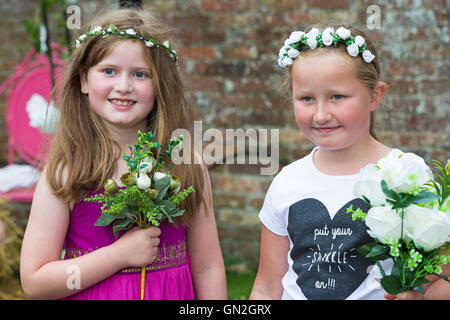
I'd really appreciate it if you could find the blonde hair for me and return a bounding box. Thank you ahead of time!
[282,25,382,139]
[46,8,205,224]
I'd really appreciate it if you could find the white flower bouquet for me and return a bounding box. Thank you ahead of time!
[84,130,194,299]
[348,151,450,295]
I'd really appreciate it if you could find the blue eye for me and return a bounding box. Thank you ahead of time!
[303,96,313,102]
[332,94,344,100]
[103,68,115,75]
[134,71,147,79]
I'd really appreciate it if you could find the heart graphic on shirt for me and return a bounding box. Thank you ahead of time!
[287,198,372,300]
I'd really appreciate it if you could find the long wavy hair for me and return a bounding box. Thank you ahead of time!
[46,8,205,224]
[282,25,383,140]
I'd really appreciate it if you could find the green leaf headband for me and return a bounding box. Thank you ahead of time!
[278,26,375,68]
[75,24,178,63]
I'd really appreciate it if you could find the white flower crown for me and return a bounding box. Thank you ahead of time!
[278,26,375,68]
[75,24,178,62]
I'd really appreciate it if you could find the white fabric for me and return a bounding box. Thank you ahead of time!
[0,164,41,192]
[259,147,396,300]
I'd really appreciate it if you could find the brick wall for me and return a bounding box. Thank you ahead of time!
[0,0,448,271]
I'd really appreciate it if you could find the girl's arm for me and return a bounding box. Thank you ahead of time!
[20,167,160,299]
[249,225,289,300]
[186,164,227,300]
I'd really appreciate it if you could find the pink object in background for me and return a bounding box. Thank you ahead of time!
[0,43,65,202]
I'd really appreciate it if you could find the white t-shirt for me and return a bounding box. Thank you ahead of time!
[259,147,394,300]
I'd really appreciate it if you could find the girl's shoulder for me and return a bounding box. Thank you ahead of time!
[268,149,315,191]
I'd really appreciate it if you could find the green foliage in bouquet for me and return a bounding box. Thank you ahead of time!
[84,131,194,238]
[348,158,450,295]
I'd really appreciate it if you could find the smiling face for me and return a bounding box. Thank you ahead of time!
[292,50,380,152]
[81,40,155,132]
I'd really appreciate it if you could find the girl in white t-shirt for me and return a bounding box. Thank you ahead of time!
[249,25,450,300]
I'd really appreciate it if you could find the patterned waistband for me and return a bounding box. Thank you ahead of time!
[66,240,187,274]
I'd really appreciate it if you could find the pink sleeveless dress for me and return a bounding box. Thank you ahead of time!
[61,189,195,300]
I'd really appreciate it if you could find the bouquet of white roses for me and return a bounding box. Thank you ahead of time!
[85,130,194,299]
[347,150,450,295]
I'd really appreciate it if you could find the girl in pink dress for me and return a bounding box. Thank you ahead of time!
[20,8,227,300]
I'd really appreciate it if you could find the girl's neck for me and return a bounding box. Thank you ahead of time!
[312,135,391,176]
[107,123,147,154]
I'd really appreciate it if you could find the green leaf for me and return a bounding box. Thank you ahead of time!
[381,180,399,201]
[155,176,171,201]
[95,213,116,226]
[413,277,430,288]
[391,260,402,277]
[112,219,133,238]
[411,190,440,205]
[366,244,391,260]
[380,275,404,295]
[357,242,377,258]
[357,242,391,261]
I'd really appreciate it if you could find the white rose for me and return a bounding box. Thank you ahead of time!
[404,205,450,251]
[354,35,365,47]
[136,173,151,190]
[163,40,170,48]
[277,57,285,68]
[307,37,317,49]
[125,29,137,36]
[353,163,387,206]
[322,32,333,46]
[76,39,81,48]
[91,26,103,33]
[78,34,87,41]
[279,46,288,58]
[346,43,359,57]
[362,50,375,63]
[153,172,168,182]
[287,48,300,58]
[281,56,293,67]
[365,206,403,244]
[336,26,351,40]
[380,152,433,194]
[138,157,156,174]
[288,31,304,44]
[307,28,319,38]
[323,27,335,35]
[145,40,154,47]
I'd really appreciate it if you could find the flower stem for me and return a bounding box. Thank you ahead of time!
[140,267,145,300]
[376,261,386,277]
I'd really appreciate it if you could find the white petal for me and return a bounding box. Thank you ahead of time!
[307,37,317,49]
[354,35,365,46]
[362,50,375,63]
[287,48,300,58]
[336,26,351,39]
[346,43,359,57]
[288,31,304,43]
[322,34,333,46]
[281,56,293,67]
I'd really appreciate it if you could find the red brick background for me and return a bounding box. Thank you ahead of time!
[0,0,448,270]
